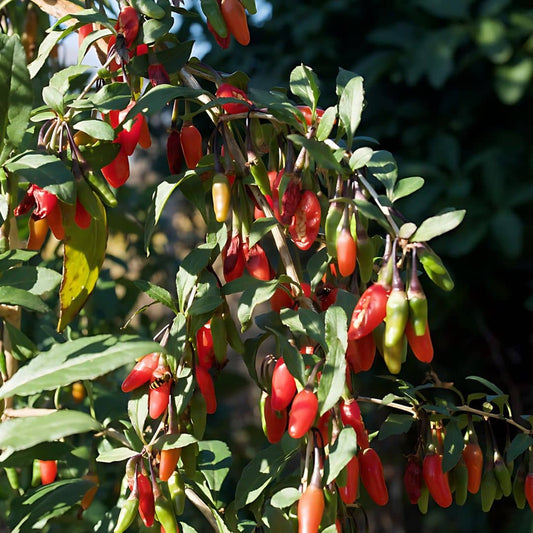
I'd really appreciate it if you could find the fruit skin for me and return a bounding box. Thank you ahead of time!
[113,492,139,533]
[405,321,434,363]
[262,393,287,444]
[345,334,376,373]
[159,447,181,482]
[348,284,389,340]
[358,448,389,506]
[288,190,321,251]
[288,388,318,440]
[195,365,217,414]
[462,441,483,494]
[297,484,324,533]
[180,123,203,169]
[137,471,155,527]
[270,357,297,411]
[338,455,359,504]
[404,455,423,504]
[216,84,251,114]
[222,231,246,282]
[339,399,369,450]
[115,6,139,47]
[122,352,161,392]
[39,460,57,485]
[422,453,452,508]
[336,226,357,277]
[212,172,231,222]
[524,473,533,512]
[220,0,250,46]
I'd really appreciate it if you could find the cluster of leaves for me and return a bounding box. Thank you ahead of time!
[0,0,532,532]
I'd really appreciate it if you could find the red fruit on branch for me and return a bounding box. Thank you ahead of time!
[122,352,161,392]
[115,6,139,47]
[288,388,318,439]
[148,364,172,419]
[137,471,155,527]
[358,448,388,506]
[195,365,217,414]
[288,190,321,251]
[39,460,57,485]
[345,334,376,373]
[245,242,272,281]
[422,453,452,508]
[216,84,252,114]
[167,129,183,174]
[270,357,297,411]
[263,394,287,444]
[348,283,389,340]
[220,0,250,46]
[462,442,483,494]
[222,231,246,282]
[180,123,203,169]
[404,455,423,504]
[196,322,215,369]
[336,226,357,277]
[338,455,359,504]
[339,399,369,449]
[405,321,434,363]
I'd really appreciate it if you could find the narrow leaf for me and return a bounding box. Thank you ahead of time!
[367,150,398,197]
[0,286,49,313]
[410,209,466,242]
[96,447,138,463]
[338,75,364,149]
[290,64,320,110]
[325,427,358,484]
[287,134,343,173]
[378,414,415,441]
[392,177,425,202]
[442,418,463,472]
[0,334,163,399]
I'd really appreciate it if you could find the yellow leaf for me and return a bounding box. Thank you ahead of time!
[57,183,107,331]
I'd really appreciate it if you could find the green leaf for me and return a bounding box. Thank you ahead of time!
[237,279,279,331]
[495,57,533,105]
[315,106,337,142]
[378,413,415,441]
[145,174,197,255]
[349,147,374,171]
[287,134,343,173]
[248,217,278,248]
[466,376,505,396]
[176,243,217,313]
[506,434,533,464]
[58,185,107,331]
[0,266,61,295]
[189,271,223,316]
[391,177,425,202]
[354,197,389,229]
[0,334,163,399]
[73,119,115,141]
[28,29,68,79]
[318,306,347,415]
[134,279,176,312]
[198,440,232,494]
[338,75,364,149]
[4,322,38,361]
[9,478,94,532]
[128,389,149,442]
[154,433,198,450]
[235,434,299,509]
[5,151,76,204]
[280,308,326,350]
[143,17,173,43]
[96,447,138,463]
[367,150,398,198]
[0,249,37,270]
[290,64,320,111]
[410,209,466,242]
[89,82,132,112]
[0,286,49,313]
[325,427,358,484]
[440,418,463,472]
[0,34,33,164]
[270,487,301,509]
[0,410,102,455]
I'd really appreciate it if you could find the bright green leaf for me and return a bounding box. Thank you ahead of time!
[198,440,232,494]
[96,447,138,463]
[0,286,49,313]
[367,150,398,197]
[392,177,425,202]
[410,209,466,242]
[0,266,61,295]
[287,134,343,173]
[325,427,358,484]
[270,487,301,509]
[73,119,115,141]
[290,64,320,111]
[349,147,374,171]
[338,75,364,149]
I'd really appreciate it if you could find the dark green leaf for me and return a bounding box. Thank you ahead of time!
[0,335,164,399]
[442,418,464,472]
[506,433,533,463]
[318,306,347,415]
[325,427,358,484]
[237,279,279,330]
[280,308,326,350]
[248,217,278,248]
[134,279,176,311]
[4,322,38,361]
[0,286,49,313]
[287,134,343,173]
[367,150,398,197]
[198,440,232,494]
[142,17,173,43]
[0,34,33,164]
[0,250,37,270]
[0,266,61,295]
[89,82,132,111]
[490,209,522,258]
[189,271,222,316]
[5,151,76,204]
[378,413,415,441]
[235,434,299,508]
[466,376,505,396]
[154,433,197,450]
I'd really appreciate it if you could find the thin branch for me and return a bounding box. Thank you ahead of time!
[185,488,220,532]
